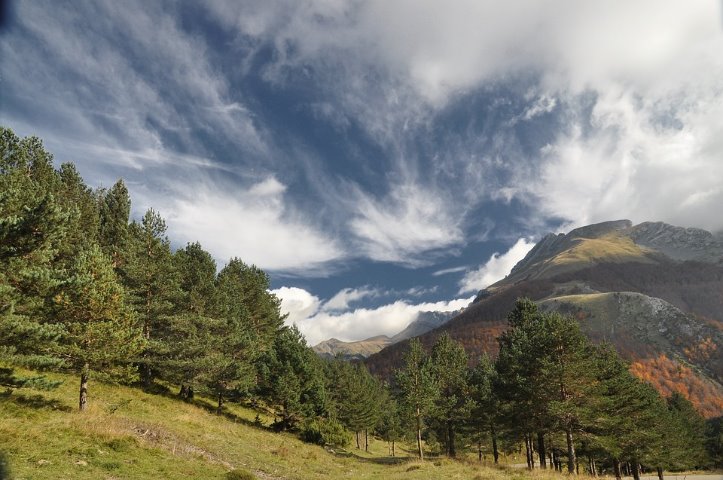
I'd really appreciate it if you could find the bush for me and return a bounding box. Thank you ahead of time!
[225,469,256,480]
[300,418,351,447]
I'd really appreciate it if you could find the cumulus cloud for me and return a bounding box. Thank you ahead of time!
[273,286,473,345]
[459,238,536,294]
[270,286,321,326]
[162,177,344,272]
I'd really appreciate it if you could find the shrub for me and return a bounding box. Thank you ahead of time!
[225,469,256,480]
[300,418,351,447]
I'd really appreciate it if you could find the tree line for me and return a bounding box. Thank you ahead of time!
[1,127,720,475]
[388,299,714,478]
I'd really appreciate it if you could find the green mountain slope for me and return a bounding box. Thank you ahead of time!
[0,367,534,480]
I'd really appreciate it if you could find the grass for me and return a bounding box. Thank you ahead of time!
[525,234,656,281]
[1,366,598,480]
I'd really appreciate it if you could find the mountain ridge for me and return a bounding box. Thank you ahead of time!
[365,219,723,417]
[313,310,460,359]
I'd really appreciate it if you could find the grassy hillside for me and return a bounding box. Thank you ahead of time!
[1,367,544,480]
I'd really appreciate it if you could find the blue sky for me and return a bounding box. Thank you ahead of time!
[2,1,722,345]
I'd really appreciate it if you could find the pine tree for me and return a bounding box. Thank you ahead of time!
[334,362,382,450]
[161,242,219,395]
[54,245,144,410]
[396,338,438,459]
[376,391,403,456]
[468,354,500,463]
[429,332,470,458]
[257,325,327,429]
[0,128,67,380]
[494,299,551,469]
[98,179,131,269]
[662,393,709,471]
[124,208,180,386]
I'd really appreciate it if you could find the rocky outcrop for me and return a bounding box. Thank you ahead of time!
[625,221,723,263]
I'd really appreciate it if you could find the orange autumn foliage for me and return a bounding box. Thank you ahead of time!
[630,353,723,418]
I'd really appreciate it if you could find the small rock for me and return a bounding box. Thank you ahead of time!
[75,460,88,466]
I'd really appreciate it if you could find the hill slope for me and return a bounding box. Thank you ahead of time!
[0,367,530,480]
[366,220,723,417]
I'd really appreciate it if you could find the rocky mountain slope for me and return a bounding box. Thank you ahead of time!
[366,220,723,417]
[313,310,459,359]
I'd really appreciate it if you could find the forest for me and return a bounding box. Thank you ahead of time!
[1,127,720,478]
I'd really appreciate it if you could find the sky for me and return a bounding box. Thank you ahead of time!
[2,1,723,345]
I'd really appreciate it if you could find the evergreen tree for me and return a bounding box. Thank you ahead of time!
[161,242,219,395]
[124,208,180,386]
[661,393,709,471]
[376,392,403,456]
[538,312,598,474]
[329,361,382,449]
[98,179,131,269]
[56,162,99,261]
[396,338,438,460]
[0,128,67,377]
[257,325,327,429]
[468,354,500,463]
[705,417,723,468]
[494,299,551,469]
[429,333,470,458]
[54,245,144,410]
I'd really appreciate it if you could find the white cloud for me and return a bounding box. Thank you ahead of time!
[213,0,723,234]
[322,287,378,312]
[459,238,536,294]
[162,177,344,272]
[348,183,464,264]
[273,285,473,345]
[432,266,468,277]
[270,286,321,327]
[529,79,723,232]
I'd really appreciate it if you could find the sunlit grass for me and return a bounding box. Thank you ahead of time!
[1,366,601,480]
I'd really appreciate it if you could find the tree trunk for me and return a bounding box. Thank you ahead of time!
[392,440,395,457]
[589,456,597,476]
[448,424,456,458]
[491,425,499,464]
[525,434,533,469]
[548,436,554,470]
[140,362,152,388]
[537,432,547,468]
[365,429,369,452]
[632,460,641,480]
[217,392,223,413]
[656,466,664,480]
[79,365,89,411]
[356,431,360,449]
[478,439,483,462]
[565,428,576,474]
[416,409,424,460]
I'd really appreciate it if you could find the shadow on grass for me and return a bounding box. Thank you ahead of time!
[0,390,72,412]
[136,381,265,430]
[327,446,422,466]
[189,397,261,429]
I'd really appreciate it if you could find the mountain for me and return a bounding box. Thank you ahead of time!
[366,220,723,417]
[313,310,459,359]
[313,335,392,360]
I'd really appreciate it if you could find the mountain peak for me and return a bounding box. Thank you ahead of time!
[503,220,723,287]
